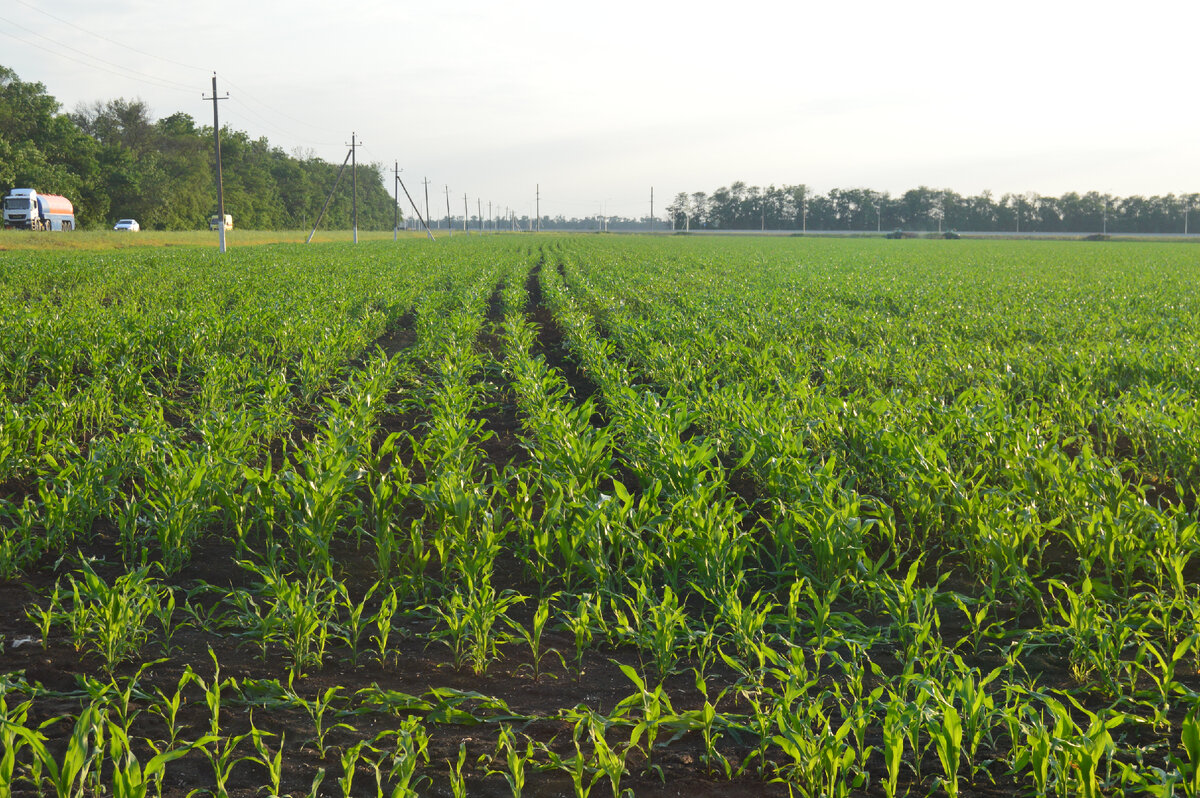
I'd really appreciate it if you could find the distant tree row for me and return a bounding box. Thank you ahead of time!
[667,183,1200,234]
[1,65,394,230]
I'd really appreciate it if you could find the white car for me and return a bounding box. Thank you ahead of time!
[113,219,140,232]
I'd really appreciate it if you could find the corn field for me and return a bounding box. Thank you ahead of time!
[1,235,1198,797]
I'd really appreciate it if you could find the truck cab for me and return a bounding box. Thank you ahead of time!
[209,213,233,231]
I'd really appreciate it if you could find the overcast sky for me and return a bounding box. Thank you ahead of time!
[3,0,1198,218]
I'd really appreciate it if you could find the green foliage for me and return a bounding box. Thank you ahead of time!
[2,235,1200,798]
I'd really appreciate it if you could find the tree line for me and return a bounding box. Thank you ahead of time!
[667,183,1200,235]
[1,65,394,230]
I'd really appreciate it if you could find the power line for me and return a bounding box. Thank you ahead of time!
[219,75,344,141]
[3,3,344,155]
[0,26,196,95]
[0,15,197,92]
[11,0,208,73]
[227,97,339,148]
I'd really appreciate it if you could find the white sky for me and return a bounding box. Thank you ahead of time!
[3,0,1198,219]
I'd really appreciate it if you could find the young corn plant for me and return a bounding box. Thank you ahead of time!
[373,717,430,798]
[285,419,365,575]
[248,725,285,798]
[881,695,910,798]
[487,724,534,798]
[139,446,213,574]
[288,682,356,757]
[335,581,378,667]
[587,712,637,798]
[1173,707,1200,798]
[1,689,34,795]
[106,721,209,798]
[12,703,108,798]
[201,730,257,798]
[563,592,602,679]
[364,432,411,580]
[60,558,167,674]
[614,581,692,683]
[337,740,367,798]
[770,694,863,798]
[447,743,468,798]
[370,586,401,668]
[508,595,565,682]
[434,581,525,675]
[930,702,964,798]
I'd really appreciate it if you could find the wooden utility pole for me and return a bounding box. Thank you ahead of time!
[462,193,468,233]
[444,186,452,236]
[536,184,540,232]
[477,199,482,233]
[202,74,229,253]
[348,132,361,243]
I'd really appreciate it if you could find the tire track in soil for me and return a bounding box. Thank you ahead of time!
[547,256,766,523]
[526,258,600,405]
[525,257,644,502]
[473,282,525,472]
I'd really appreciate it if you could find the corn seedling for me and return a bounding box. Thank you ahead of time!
[61,558,166,674]
[508,594,564,682]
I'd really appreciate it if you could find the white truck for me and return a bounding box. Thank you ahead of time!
[2,188,76,231]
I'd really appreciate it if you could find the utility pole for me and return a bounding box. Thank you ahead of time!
[422,178,431,230]
[202,74,229,253]
[462,193,468,233]
[393,162,401,242]
[477,198,482,233]
[444,186,452,237]
[650,187,654,233]
[536,184,540,232]
[348,132,361,244]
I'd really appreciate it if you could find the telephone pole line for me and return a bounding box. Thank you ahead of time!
[202,74,229,253]
[462,193,468,234]
[650,187,654,233]
[477,198,482,233]
[444,185,452,237]
[536,184,540,232]
[348,132,362,243]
